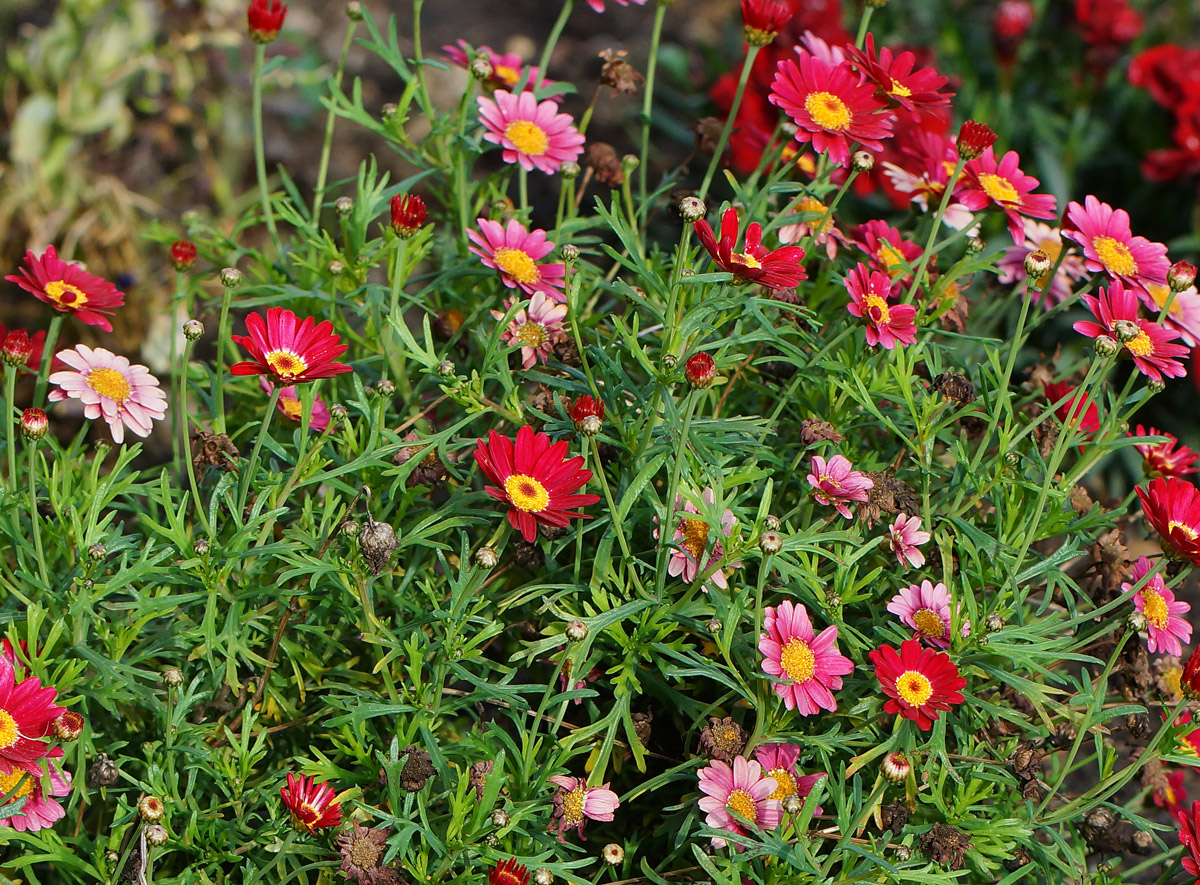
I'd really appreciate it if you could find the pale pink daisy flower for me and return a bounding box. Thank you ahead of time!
[477,90,585,174]
[1062,195,1170,292]
[547,775,619,842]
[492,292,568,369]
[758,599,853,714]
[696,755,781,850]
[1072,280,1189,382]
[1142,282,1200,346]
[751,743,825,811]
[887,513,931,568]
[997,219,1089,307]
[777,195,847,260]
[665,488,737,590]
[260,380,331,432]
[48,345,167,444]
[844,262,917,350]
[467,218,566,300]
[1,757,71,832]
[1122,556,1191,655]
[886,579,968,649]
[586,0,648,10]
[807,454,873,519]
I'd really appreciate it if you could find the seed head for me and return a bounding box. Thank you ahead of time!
[89,754,119,787]
[359,520,399,575]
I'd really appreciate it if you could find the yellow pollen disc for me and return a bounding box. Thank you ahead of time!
[1164,666,1183,698]
[681,517,710,560]
[1092,236,1138,276]
[44,279,89,308]
[912,608,946,638]
[731,251,763,270]
[978,173,1019,204]
[87,367,133,403]
[725,788,758,822]
[804,91,852,131]
[896,670,933,707]
[1125,330,1153,357]
[1037,236,1063,263]
[280,398,303,421]
[0,711,17,749]
[266,350,307,380]
[817,472,840,490]
[505,119,550,156]
[879,244,905,276]
[889,81,912,98]
[1168,521,1200,541]
[515,322,549,348]
[492,247,542,285]
[0,768,33,800]
[798,196,832,235]
[561,786,586,825]
[863,293,891,325]
[780,639,816,684]
[767,768,797,801]
[1147,284,1184,317]
[504,473,550,512]
[1142,589,1170,629]
[494,65,520,87]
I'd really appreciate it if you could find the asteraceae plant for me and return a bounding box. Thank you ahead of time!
[696,755,781,850]
[493,293,568,369]
[477,90,585,174]
[6,245,125,332]
[336,823,398,884]
[1177,801,1200,877]
[751,743,824,808]
[0,666,63,768]
[279,772,342,833]
[844,34,953,120]
[887,514,931,568]
[664,488,737,590]
[442,40,546,93]
[741,0,793,47]
[230,307,352,384]
[887,580,968,649]
[468,218,566,300]
[694,208,807,290]
[261,380,331,432]
[844,263,917,349]
[1063,194,1170,292]
[807,454,873,518]
[1131,425,1199,478]
[1122,556,1191,655]
[869,639,967,731]
[48,346,168,445]
[247,0,287,43]
[997,219,1088,306]
[759,599,853,714]
[0,758,71,832]
[1136,476,1200,567]
[489,858,529,885]
[547,775,618,842]
[1073,280,1188,381]
[957,148,1058,243]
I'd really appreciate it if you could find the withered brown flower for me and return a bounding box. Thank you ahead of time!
[697,716,746,762]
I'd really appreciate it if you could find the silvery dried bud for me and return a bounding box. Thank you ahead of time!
[602,844,624,865]
[162,667,184,687]
[1169,260,1197,292]
[1128,610,1149,633]
[470,57,494,80]
[561,244,580,262]
[781,795,802,814]
[138,795,165,823]
[359,520,399,575]
[565,620,588,642]
[534,869,554,885]
[965,236,985,255]
[327,260,345,276]
[88,543,107,561]
[89,754,119,787]
[851,150,874,172]
[474,546,499,569]
[1113,319,1140,343]
[1093,335,1119,357]
[706,618,722,634]
[335,196,354,216]
[345,1,363,19]
[1023,250,1051,278]
[194,538,210,556]
[219,267,242,288]
[376,379,396,397]
[491,808,510,828]
[759,531,782,554]
[679,196,706,222]
[144,825,169,847]
[764,515,781,531]
[438,360,456,377]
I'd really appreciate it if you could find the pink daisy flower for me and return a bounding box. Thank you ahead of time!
[777,195,847,260]
[887,579,968,649]
[1062,195,1170,291]
[751,743,825,811]
[807,454,873,519]
[1142,282,1200,346]
[1072,280,1189,381]
[844,262,918,349]
[1122,556,1191,655]
[441,40,549,93]
[260,380,331,432]
[0,757,71,832]
[852,219,923,284]
[586,0,648,10]
[956,148,1058,244]
[48,346,167,445]
[844,34,953,121]
[696,755,781,850]
[547,775,619,842]
[665,488,738,591]
[887,513,931,568]
[477,90,585,174]
[468,218,566,300]
[996,219,1088,307]
[492,292,568,369]
[758,599,854,714]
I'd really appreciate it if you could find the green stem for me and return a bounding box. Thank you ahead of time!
[27,443,48,588]
[169,270,189,479]
[655,392,697,599]
[534,0,574,90]
[518,165,529,216]
[903,157,966,304]
[854,7,874,48]
[4,368,17,490]
[638,2,668,203]
[387,238,411,392]
[238,386,283,517]
[310,19,359,224]
[697,44,760,202]
[411,0,436,123]
[252,44,280,248]
[32,315,63,406]
[179,340,212,537]
[213,281,237,435]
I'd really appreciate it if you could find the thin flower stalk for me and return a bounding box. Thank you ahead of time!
[698,44,761,202]
[252,44,280,247]
[311,16,360,224]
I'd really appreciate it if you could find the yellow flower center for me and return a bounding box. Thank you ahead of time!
[889,81,912,98]
[681,517,710,560]
[766,767,797,801]
[515,322,549,348]
[1147,283,1185,317]
[1164,665,1183,699]
[0,711,18,749]
[725,788,758,822]
[1125,330,1153,357]
[978,173,1019,204]
[797,196,832,235]
[1037,236,1063,263]
[1092,236,1138,276]
[492,248,542,285]
[896,670,933,707]
[280,397,303,421]
[505,120,550,156]
[780,639,816,684]
[863,293,891,325]
[731,251,762,270]
[1169,521,1200,541]
[560,786,586,826]
[504,473,550,512]
[879,244,905,276]
[265,350,308,381]
[44,279,89,308]
[87,367,132,403]
[912,608,946,638]
[804,91,852,131]
[0,767,33,801]
[494,64,521,87]
[1142,588,1169,630]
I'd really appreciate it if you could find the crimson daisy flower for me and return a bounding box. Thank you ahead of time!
[477,90,585,174]
[490,858,529,885]
[474,425,601,543]
[869,638,967,731]
[956,148,1058,244]
[280,772,342,833]
[1136,476,1200,567]
[1073,280,1189,381]
[230,307,352,384]
[6,246,125,332]
[769,52,894,168]
[694,208,807,290]
[1062,195,1170,292]
[0,666,65,767]
[844,262,917,349]
[1131,425,1199,478]
[1177,801,1200,878]
[844,35,953,121]
[1044,380,1100,440]
[852,219,923,283]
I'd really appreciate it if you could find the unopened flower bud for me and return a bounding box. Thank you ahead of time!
[490,808,510,828]
[438,360,456,377]
[53,711,84,741]
[965,236,985,254]
[882,752,911,783]
[684,352,716,389]
[534,869,553,885]
[89,754,119,787]
[706,618,722,634]
[1023,250,1051,279]
[162,667,184,687]
[1148,378,1166,394]
[329,403,348,420]
[1128,610,1149,633]
[485,833,500,847]
[170,240,197,271]
[984,612,1004,632]
[145,824,169,847]
[390,194,427,237]
[621,154,640,173]
[570,395,605,437]
[470,57,494,80]
[1113,319,1140,344]
[327,260,345,276]
[345,0,363,20]
[781,795,803,814]
[894,845,912,861]
[661,353,678,371]
[341,520,361,537]
[381,103,398,121]
[957,119,998,161]
[183,319,204,341]
[679,196,706,222]
[1168,260,1197,293]
[376,379,396,397]
[138,795,165,823]
[759,530,782,554]
[561,244,580,263]
[764,515,781,531]
[88,543,107,561]
[220,267,242,288]
[2,331,34,367]
[474,546,499,569]
[20,408,48,441]
[602,844,624,865]
[335,196,354,216]
[561,160,581,180]
[565,620,588,642]
[1003,451,1019,466]
[1092,335,1119,357]
[194,538,210,556]
[851,150,874,172]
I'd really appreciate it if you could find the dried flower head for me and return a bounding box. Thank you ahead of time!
[337,823,399,884]
[399,745,436,791]
[698,716,747,762]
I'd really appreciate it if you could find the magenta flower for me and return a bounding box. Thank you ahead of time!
[852,219,923,283]
[887,580,968,649]
[468,218,566,300]
[751,743,825,810]
[1142,282,1200,347]
[48,346,168,445]
[0,757,71,832]
[844,262,917,349]
[1122,556,1191,655]
[477,90,585,174]
[260,380,331,432]
[586,0,648,9]
[664,488,738,591]
[1072,280,1189,381]
[441,40,549,93]
[996,219,1088,307]
[1062,195,1170,292]
[1130,424,1199,478]
[956,148,1058,244]
[696,755,781,850]
[807,454,873,519]
[547,775,619,842]
[492,292,568,369]
[887,513,931,569]
[758,599,854,714]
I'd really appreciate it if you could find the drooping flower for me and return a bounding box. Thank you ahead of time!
[758,599,854,715]
[247,0,287,42]
[0,666,64,768]
[280,772,342,833]
[468,218,566,300]
[887,580,968,649]
[1043,380,1100,440]
[696,755,781,850]
[844,262,917,349]
[869,638,967,731]
[493,293,568,369]
[442,40,547,93]
[887,513,931,568]
[1122,556,1191,655]
[260,380,331,432]
[547,775,618,842]
[807,454,873,519]
[474,425,600,543]
[6,246,125,332]
[751,743,824,810]
[48,346,168,445]
[665,489,737,590]
[1073,280,1189,381]
[336,823,399,884]
[1136,476,1200,567]
[477,90,585,174]
[694,208,807,290]
[996,219,1088,306]
[844,34,953,121]
[1130,425,1199,478]
[957,148,1058,244]
[1062,195,1170,292]
[230,307,352,384]
[1177,800,1200,878]
[0,758,71,833]
[769,52,894,167]
[489,858,529,885]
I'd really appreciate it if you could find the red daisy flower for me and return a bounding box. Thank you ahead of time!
[1136,476,1200,567]
[6,246,125,333]
[741,0,794,47]
[1062,195,1170,292]
[280,772,342,833]
[769,52,894,168]
[247,0,287,43]
[1043,380,1100,440]
[844,35,953,121]
[490,858,529,885]
[1072,280,1189,381]
[956,148,1057,244]
[1130,425,1199,478]
[0,666,66,767]
[474,425,601,543]
[694,208,807,290]
[0,326,46,372]
[1178,800,1200,878]
[230,307,352,384]
[852,220,923,284]
[844,262,917,349]
[869,638,966,731]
